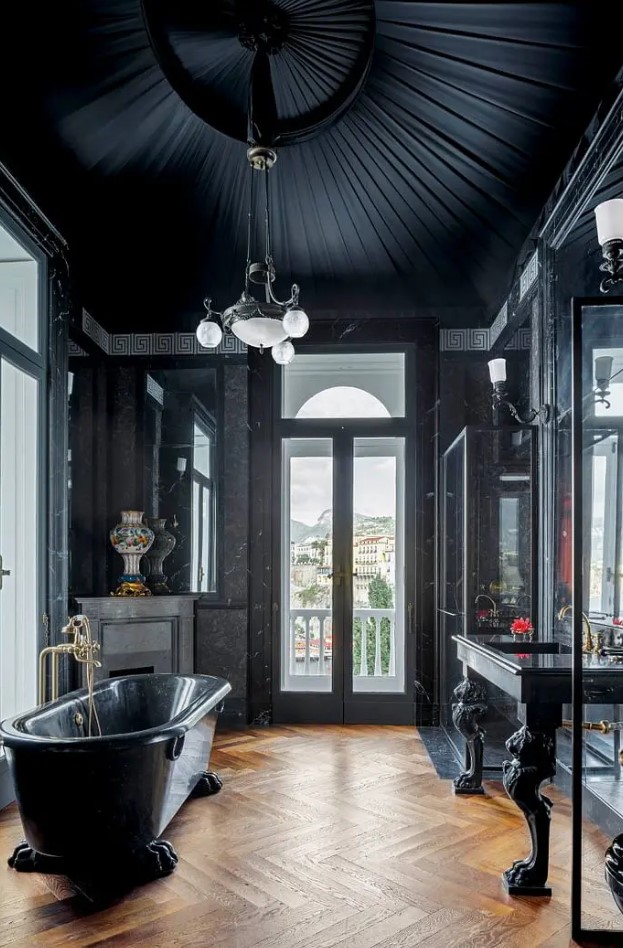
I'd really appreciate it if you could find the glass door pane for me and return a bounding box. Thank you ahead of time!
[0,356,39,721]
[352,438,405,694]
[0,224,39,353]
[281,439,333,693]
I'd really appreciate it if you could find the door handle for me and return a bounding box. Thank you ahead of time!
[0,554,11,590]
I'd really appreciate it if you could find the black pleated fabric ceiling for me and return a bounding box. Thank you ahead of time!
[0,1,621,329]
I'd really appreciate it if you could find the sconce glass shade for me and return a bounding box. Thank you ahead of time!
[595,199,623,246]
[176,457,187,473]
[196,319,223,348]
[282,307,309,339]
[272,340,295,364]
[488,358,507,384]
[595,355,613,386]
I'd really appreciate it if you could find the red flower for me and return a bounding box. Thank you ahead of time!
[510,617,533,634]
[477,609,491,620]
[614,618,623,626]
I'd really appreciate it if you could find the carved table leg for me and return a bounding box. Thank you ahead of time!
[452,677,487,795]
[605,834,623,914]
[502,723,556,896]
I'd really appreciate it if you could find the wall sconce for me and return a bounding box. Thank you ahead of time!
[176,457,187,475]
[488,358,550,424]
[594,355,613,408]
[594,199,623,293]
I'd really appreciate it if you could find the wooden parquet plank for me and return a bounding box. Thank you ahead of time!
[0,725,620,947]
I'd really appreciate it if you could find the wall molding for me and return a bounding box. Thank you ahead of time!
[80,310,248,356]
[440,327,530,351]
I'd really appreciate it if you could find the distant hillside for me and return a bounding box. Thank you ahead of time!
[291,509,395,543]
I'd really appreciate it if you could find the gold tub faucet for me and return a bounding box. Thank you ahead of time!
[38,615,101,705]
[557,605,595,654]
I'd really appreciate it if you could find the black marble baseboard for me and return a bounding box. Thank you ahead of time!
[218,697,248,729]
[418,727,462,780]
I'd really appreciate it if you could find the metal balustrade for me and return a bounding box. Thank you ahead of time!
[288,608,396,677]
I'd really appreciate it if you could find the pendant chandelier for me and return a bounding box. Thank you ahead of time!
[143,0,376,364]
[196,144,308,364]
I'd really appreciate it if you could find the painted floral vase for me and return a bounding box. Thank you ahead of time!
[144,518,176,595]
[109,510,154,596]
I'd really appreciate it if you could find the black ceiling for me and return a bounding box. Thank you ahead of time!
[1,2,622,331]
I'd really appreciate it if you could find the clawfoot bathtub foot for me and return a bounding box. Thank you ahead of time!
[8,841,65,874]
[135,839,179,880]
[191,771,223,797]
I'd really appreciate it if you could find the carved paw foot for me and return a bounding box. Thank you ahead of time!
[137,839,178,880]
[502,862,551,896]
[8,842,65,874]
[453,772,485,795]
[191,771,223,797]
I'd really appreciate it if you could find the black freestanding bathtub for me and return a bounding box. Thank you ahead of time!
[0,673,230,893]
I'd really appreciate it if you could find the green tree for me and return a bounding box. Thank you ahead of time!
[367,575,394,608]
[295,554,312,565]
[352,576,395,676]
[296,584,329,608]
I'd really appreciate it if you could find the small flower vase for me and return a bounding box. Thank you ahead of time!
[109,510,154,596]
[144,518,176,595]
[510,617,534,643]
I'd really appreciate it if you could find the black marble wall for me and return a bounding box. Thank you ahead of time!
[196,364,249,725]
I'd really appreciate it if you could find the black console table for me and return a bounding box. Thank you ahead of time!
[452,634,623,896]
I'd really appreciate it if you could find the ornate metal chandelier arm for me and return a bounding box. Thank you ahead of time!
[267,279,300,308]
[202,298,225,322]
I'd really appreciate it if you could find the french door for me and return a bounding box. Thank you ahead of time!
[0,216,45,736]
[274,430,414,723]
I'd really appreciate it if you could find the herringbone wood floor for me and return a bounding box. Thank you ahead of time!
[0,726,620,947]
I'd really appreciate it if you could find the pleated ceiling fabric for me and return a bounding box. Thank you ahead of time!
[0,1,621,329]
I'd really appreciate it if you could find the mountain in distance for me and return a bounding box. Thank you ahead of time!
[291,509,395,543]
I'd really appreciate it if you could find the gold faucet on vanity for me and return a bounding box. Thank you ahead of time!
[38,614,101,705]
[557,605,596,654]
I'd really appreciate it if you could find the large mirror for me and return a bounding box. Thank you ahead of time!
[572,299,623,932]
[68,362,220,597]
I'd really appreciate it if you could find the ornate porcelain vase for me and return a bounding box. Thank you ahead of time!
[144,518,176,595]
[109,510,154,596]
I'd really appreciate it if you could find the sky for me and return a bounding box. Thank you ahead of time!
[288,385,399,526]
[291,455,397,525]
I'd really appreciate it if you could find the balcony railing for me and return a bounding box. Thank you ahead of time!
[288,608,396,677]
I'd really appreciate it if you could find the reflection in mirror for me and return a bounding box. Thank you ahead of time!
[68,364,219,597]
[573,301,623,931]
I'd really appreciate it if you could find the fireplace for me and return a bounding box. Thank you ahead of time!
[74,596,197,682]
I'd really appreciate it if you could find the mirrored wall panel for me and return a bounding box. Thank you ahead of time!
[68,364,220,597]
[439,425,537,769]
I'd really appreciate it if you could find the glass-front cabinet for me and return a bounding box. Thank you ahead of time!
[439,425,538,768]
[572,299,623,937]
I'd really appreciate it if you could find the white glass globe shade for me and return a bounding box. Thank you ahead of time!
[231,316,288,347]
[282,307,309,339]
[271,340,295,365]
[196,319,223,348]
